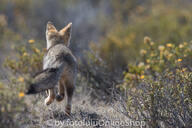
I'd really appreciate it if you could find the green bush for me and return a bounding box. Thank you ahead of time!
[4,39,44,75]
[120,37,192,127]
[1,40,44,127]
[0,80,27,128]
[91,3,192,71]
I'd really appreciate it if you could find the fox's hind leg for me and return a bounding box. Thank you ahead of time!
[56,79,65,102]
[44,89,55,105]
[65,79,74,116]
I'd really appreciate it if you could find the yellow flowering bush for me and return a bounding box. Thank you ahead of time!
[0,81,27,127]
[4,39,44,75]
[1,40,44,127]
[120,37,192,127]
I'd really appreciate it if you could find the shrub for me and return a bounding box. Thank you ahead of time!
[4,39,44,75]
[0,79,27,127]
[119,37,192,127]
[1,40,44,127]
[90,3,192,72]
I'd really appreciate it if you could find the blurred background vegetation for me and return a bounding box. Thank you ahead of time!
[0,0,192,127]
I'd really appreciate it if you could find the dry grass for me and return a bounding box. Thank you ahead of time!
[16,89,144,128]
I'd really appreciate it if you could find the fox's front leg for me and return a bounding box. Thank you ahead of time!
[45,88,55,105]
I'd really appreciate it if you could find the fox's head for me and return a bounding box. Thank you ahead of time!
[46,21,72,49]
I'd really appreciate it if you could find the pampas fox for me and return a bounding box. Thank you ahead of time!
[26,21,77,115]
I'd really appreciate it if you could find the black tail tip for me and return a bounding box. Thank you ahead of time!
[25,84,36,95]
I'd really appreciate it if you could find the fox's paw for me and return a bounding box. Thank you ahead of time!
[56,94,64,102]
[44,97,54,106]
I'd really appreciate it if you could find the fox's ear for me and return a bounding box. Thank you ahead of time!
[46,21,57,33]
[59,22,72,46]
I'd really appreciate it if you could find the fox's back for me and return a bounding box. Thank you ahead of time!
[43,44,77,79]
